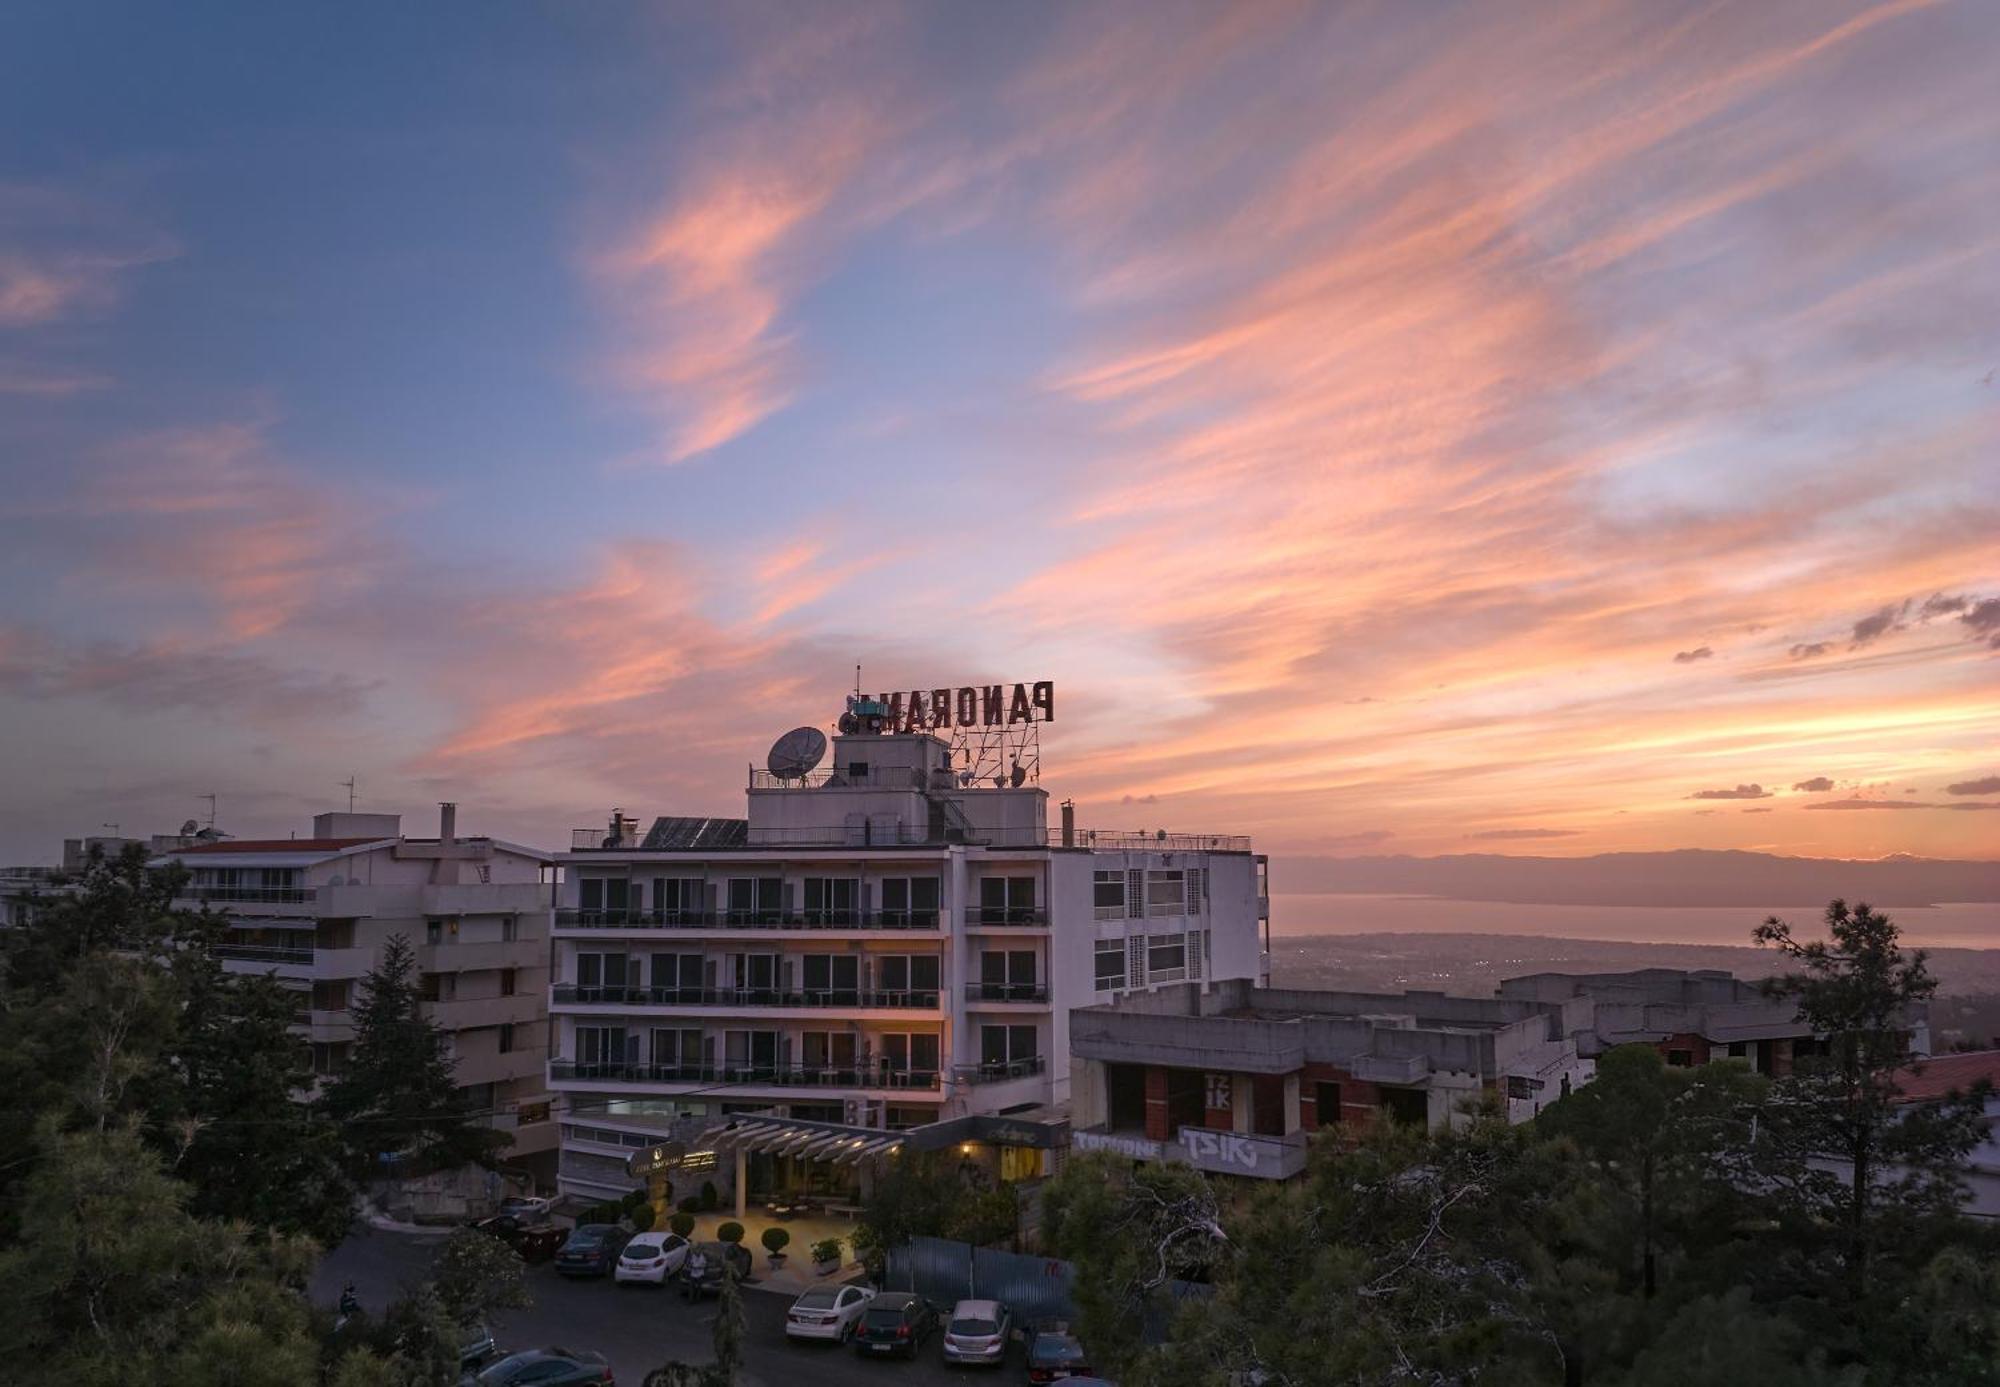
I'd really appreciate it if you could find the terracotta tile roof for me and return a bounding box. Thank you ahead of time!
[169,838,383,854]
[1892,1050,2000,1103]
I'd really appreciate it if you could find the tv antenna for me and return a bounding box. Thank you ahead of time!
[200,793,218,831]
[340,776,357,812]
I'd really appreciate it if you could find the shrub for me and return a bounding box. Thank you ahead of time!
[812,1237,843,1265]
[717,1221,744,1245]
[629,1203,656,1232]
[761,1227,790,1254]
[670,1211,696,1238]
[699,1181,719,1211]
[678,1196,699,1214]
[622,1188,648,1210]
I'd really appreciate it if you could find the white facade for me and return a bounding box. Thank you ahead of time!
[151,806,558,1164]
[549,727,1268,1202]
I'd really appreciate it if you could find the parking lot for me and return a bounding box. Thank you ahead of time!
[314,1225,1002,1387]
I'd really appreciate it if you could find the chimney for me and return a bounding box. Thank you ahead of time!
[439,802,457,845]
[1060,798,1075,848]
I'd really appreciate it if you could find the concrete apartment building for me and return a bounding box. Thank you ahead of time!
[1497,967,1931,1073]
[1069,978,1592,1179]
[547,697,1270,1205]
[151,805,557,1168]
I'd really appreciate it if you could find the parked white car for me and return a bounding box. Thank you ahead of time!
[497,1195,553,1220]
[943,1299,1013,1366]
[613,1230,691,1285]
[784,1284,876,1342]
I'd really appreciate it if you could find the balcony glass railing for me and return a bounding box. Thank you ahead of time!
[548,1059,942,1090]
[969,907,1048,926]
[214,943,315,965]
[955,1055,1046,1084]
[552,983,942,1010]
[964,982,1050,1003]
[554,908,942,931]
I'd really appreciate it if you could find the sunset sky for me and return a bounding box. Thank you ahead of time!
[1,1,1996,867]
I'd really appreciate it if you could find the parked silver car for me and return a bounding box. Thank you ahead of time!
[943,1299,1013,1367]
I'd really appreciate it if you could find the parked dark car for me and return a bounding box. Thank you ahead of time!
[472,1347,613,1385]
[458,1322,498,1371]
[554,1223,633,1277]
[1025,1328,1092,1384]
[680,1240,753,1298]
[471,1213,566,1264]
[853,1292,942,1358]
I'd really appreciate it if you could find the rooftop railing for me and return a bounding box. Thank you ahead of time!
[180,885,317,904]
[549,1059,942,1091]
[566,825,1252,852]
[552,983,943,1011]
[964,982,1051,1004]
[747,766,925,790]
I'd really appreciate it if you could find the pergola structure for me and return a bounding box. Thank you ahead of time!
[696,1116,909,1217]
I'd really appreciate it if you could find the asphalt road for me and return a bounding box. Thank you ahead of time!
[314,1225,1000,1387]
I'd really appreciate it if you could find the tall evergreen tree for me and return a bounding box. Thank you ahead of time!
[1752,901,1989,1305]
[320,935,502,1176]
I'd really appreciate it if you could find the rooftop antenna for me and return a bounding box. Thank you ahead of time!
[101,822,120,837]
[340,776,357,812]
[854,663,862,699]
[200,793,218,831]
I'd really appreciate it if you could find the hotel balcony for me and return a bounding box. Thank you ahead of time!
[214,941,314,967]
[547,1058,943,1093]
[553,908,944,936]
[962,982,1051,1006]
[953,1055,1046,1084]
[180,885,317,906]
[550,983,944,1017]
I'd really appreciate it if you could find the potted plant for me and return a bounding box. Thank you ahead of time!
[762,1226,791,1267]
[670,1211,696,1239]
[717,1220,745,1246]
[811,1237,843,1275]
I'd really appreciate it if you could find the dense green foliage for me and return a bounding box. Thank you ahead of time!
[1040,901,2000,1387]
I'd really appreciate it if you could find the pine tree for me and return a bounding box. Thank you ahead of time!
[320,934,502,1177]
[1753,900,1988,1306]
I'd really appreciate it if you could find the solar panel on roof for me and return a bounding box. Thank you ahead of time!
[641,816,748,849]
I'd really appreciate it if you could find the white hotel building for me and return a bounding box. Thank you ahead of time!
[549,717,1270,1204]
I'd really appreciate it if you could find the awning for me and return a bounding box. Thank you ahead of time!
[698,1116,910,1163]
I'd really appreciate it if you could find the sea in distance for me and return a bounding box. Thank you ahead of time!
[1269,892,2000,949]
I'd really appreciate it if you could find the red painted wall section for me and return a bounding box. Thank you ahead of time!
[1655,1033,1712,1067]
[1298,1062,1381,1129]
[1143,1066,1171,1141]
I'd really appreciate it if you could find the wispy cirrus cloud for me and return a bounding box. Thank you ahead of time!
[1691,784,1774,801]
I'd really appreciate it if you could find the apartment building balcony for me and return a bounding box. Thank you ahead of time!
[547,1059,944,1093]
[953,1055,1046,1084]
[214,941,314,967]
[416,938,544,973]
[550,984,943,1016]
[453,1045,546,1089]
[424,993,544,1030]
[180,885,317,906]
[962,982,1051,1006]
[552,908,944,936]
[307,1011,354,1044]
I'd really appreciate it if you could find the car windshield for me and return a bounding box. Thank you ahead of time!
[1033,1336,1086,1362]
[795,1290,839,1309]
[565,1230,602,1247]
[952,1318,999,1335]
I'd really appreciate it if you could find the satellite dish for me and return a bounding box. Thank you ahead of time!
[767,726,829,780]
[179,819,200,837]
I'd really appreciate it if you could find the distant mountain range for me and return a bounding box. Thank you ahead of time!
[1278,850,2000,907]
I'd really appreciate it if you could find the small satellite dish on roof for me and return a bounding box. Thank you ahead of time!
[767,726,829,780]
[179,819,200,837]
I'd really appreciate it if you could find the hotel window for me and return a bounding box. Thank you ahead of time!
[1146,870,1187,917]
[1093,870,1126,921]
[723,1029,780,1074]
[576,952,634,990]
[652,877,707,920]
[882,1032,941,1080]
[979,1024,1039,1069]
[575,1025,633,1066]
[498,1023,515,1054]
[978,949,1039,999]
[649,952,704,997]
[878,954,941,997]
[1147,933,1187,981]
[725,877,783,923]
[879,876,940,926]
[802,953,861,999]
[651,1027,702,1070]
[978,876,1037,924]
[1094,941,1126,992]
[425,918,444,946]
[803,877,861,925]
[732,952,778,993]
[802,1031,858,1071]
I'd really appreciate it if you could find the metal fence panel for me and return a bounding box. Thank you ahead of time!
[887,1236,1077,1323]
